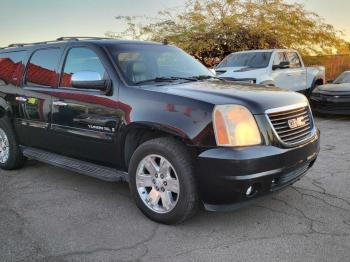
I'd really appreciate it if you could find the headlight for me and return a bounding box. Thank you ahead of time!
[213,105,262,147]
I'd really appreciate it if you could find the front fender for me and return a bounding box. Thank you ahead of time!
[306,67,325,89]
[255,73,275,85]
[119,86,216,147]
[259,77,276,86]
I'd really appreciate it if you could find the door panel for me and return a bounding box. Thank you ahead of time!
[285,52,307,92]
[50,46,121,166]
[271,52,293,90]
[15,48,62,148]
[50,90,121,166]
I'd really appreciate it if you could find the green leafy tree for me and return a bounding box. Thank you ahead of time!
[106,0,349,66]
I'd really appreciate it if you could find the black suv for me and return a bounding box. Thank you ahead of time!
[0,37,320,224]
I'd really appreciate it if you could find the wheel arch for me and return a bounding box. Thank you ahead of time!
[0,97,13,118]
[120,122,195,171]
[313,77,324,88]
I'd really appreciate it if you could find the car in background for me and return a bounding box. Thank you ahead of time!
[215,49,325,96]
[310,71,350,115]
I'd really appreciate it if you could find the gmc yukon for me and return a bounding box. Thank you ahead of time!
[0,38,320,224]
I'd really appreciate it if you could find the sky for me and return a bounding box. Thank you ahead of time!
[0,0,349,47]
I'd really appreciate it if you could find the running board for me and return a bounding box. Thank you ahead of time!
[21,147,128,182]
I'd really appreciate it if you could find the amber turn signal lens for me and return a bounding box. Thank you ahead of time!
[214,110,229,145]
[213,105,262,147]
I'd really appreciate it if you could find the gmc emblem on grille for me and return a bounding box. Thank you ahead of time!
[288,117,306,129]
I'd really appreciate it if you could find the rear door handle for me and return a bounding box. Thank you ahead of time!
[15,96,27,102]
[53,101,68,107]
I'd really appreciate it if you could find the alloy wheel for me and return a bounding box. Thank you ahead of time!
[0,128,9,164]
[136,154,180,214]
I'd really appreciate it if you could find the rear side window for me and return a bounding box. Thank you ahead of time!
[60,47,106,87]
[0,51,26,86]
[25,48,61,88]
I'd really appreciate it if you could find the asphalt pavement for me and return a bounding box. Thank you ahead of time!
[1,116,350,262]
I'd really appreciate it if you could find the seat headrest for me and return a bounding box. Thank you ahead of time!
[132,62,147,75]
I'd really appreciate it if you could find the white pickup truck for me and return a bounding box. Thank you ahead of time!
[215,49,325,96]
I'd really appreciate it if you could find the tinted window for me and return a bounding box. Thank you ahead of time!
[217,52,272,69]
[109,44,211,85]
[25,48,61,88]
[60,48,106,87]
[0,51,26,86]
[286,52,302,68]
[334,72,350,84]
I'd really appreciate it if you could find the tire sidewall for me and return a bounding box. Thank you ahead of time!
[129,139,196,224]
[0,117,22,169]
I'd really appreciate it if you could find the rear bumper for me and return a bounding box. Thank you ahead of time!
[196,130,320,210]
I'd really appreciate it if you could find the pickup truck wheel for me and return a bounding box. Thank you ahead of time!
[0,117,25,170]
[129,137,198,224]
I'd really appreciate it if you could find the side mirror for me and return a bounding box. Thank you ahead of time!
[272,61,290,70]
[71,71,109,91]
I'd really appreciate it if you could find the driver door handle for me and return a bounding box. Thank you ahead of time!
[53,101,68,107]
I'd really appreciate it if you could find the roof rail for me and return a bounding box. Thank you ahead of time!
[1,37,114,49]
[56,36,113,41]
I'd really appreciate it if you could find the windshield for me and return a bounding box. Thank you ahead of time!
[217,52,272,69]
[108,44,213,85]
[334,72,350,84]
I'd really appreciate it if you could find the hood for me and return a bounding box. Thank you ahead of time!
[145,79,307,114]
[316,83,350,93]
[215,66,257,73]
[215,67,267,79]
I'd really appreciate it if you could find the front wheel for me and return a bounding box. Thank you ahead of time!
[129,137,198,224]
[0,117,25,170]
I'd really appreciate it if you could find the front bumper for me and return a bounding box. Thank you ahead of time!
[310,94,350,115]
[196,130,320,211]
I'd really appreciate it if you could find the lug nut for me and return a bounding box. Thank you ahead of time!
[161,187,165,192]
[155,174,158,178]
[152,179,156,184]
[163,181,167,186]
[155,186,159,191]
[160,174,164,179]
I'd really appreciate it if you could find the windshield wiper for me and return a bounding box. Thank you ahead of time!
[189,75,229,81]
[134,76,197,85]
[190,75,213,80]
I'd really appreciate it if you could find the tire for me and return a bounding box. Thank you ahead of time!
[128,137,198,224]
[0,117,25,170]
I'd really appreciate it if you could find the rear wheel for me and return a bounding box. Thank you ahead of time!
[0,117,25,170]
[129,137,198,224]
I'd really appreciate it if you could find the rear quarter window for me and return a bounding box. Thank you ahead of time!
[0,51,26,86]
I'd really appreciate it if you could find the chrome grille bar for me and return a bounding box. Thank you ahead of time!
[266,103,315,146]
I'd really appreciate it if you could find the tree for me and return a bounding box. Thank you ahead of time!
[106,0,349,66]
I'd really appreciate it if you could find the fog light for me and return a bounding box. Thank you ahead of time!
[272,178,279,186]
[246,186,254,196]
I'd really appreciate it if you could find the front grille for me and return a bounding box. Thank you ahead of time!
[267,106,314,145]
